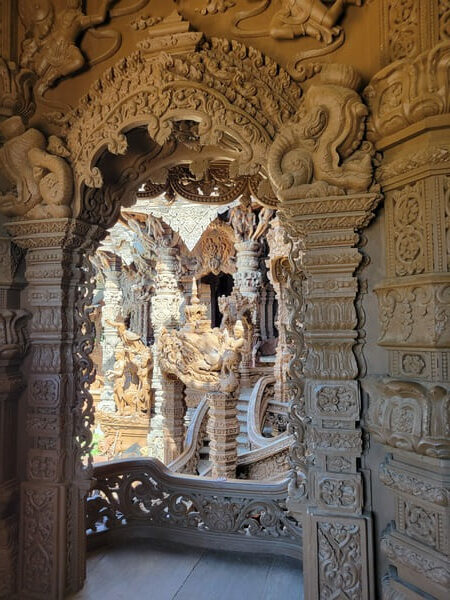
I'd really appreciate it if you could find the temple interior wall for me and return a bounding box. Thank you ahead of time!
[0,1,448,598]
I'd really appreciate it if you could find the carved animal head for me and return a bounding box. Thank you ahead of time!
[268,65,373,198]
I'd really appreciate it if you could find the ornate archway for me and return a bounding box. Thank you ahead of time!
[1,17,380,599]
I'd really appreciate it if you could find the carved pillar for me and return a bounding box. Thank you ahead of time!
[266,215,292,403]
[147,243,183,461]
[206,391,239,479]
[364,41,450,599]
[0,234,26,599]
[161,376,185,463]
[234,239,262,378]
[98,256,122,413]
[5,218,99,599]
[268,64,380,600]
[297,224,375,600]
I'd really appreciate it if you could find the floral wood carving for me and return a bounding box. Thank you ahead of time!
[268,64,374,200]
[86,459,302,553]
[318,521,363,598]
[64,35,300,190]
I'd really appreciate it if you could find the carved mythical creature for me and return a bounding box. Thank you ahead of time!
[231,0,362,43]
[268,64,374,198]
[0,116,73,218]
[18,0,114,97]
[158,287,245,392]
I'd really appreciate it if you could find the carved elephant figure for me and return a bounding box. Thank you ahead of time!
[0,115,73,219]
[268,65,374,199]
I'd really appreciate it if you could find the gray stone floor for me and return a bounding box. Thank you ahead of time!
[70,539,304,600]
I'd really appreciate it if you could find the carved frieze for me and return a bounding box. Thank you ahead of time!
[381,527,450,597]
[365,41,450,143]
[379,458,449,508]
[365,378,450,458]
[375,276,450,349]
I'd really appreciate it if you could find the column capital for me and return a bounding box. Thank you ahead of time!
[4,217,105,251]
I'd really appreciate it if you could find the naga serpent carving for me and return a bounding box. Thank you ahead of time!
[268,64,374,199]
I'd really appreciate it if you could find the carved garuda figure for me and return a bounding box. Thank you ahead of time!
[158,283,245,393]
[0,115,73,218]
[268,64,374,199]
[18,0,114,97]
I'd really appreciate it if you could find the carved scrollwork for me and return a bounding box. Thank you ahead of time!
[86,459,302,552]
[65,35,300,191]
[138,163,249,204]
[365,41,450,142]
[318,521,363,598]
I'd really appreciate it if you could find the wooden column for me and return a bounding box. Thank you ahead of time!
[7,219,100,599]
[207,391,239,479]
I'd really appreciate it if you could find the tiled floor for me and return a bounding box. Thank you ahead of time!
[70,539,304,600]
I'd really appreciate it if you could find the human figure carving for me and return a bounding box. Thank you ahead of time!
[106,319,143,354]
[19,0,114,96]
[0,115,73,218]
[251,207,274,241]
[105,326,152,415]
[270,0,362,43]
[106,345,127,414]
[228,202,256,242]
[268,64,374,198]
[231,0,362,44]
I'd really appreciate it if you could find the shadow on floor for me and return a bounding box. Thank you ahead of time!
[70,538,304,600]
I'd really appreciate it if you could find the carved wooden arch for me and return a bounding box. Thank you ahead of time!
[63,33,302,229]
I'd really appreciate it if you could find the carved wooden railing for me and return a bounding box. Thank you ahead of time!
[247,376,293,449]
[168,378,294,479]
[169,398,209,475]
[86,458,302,558]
